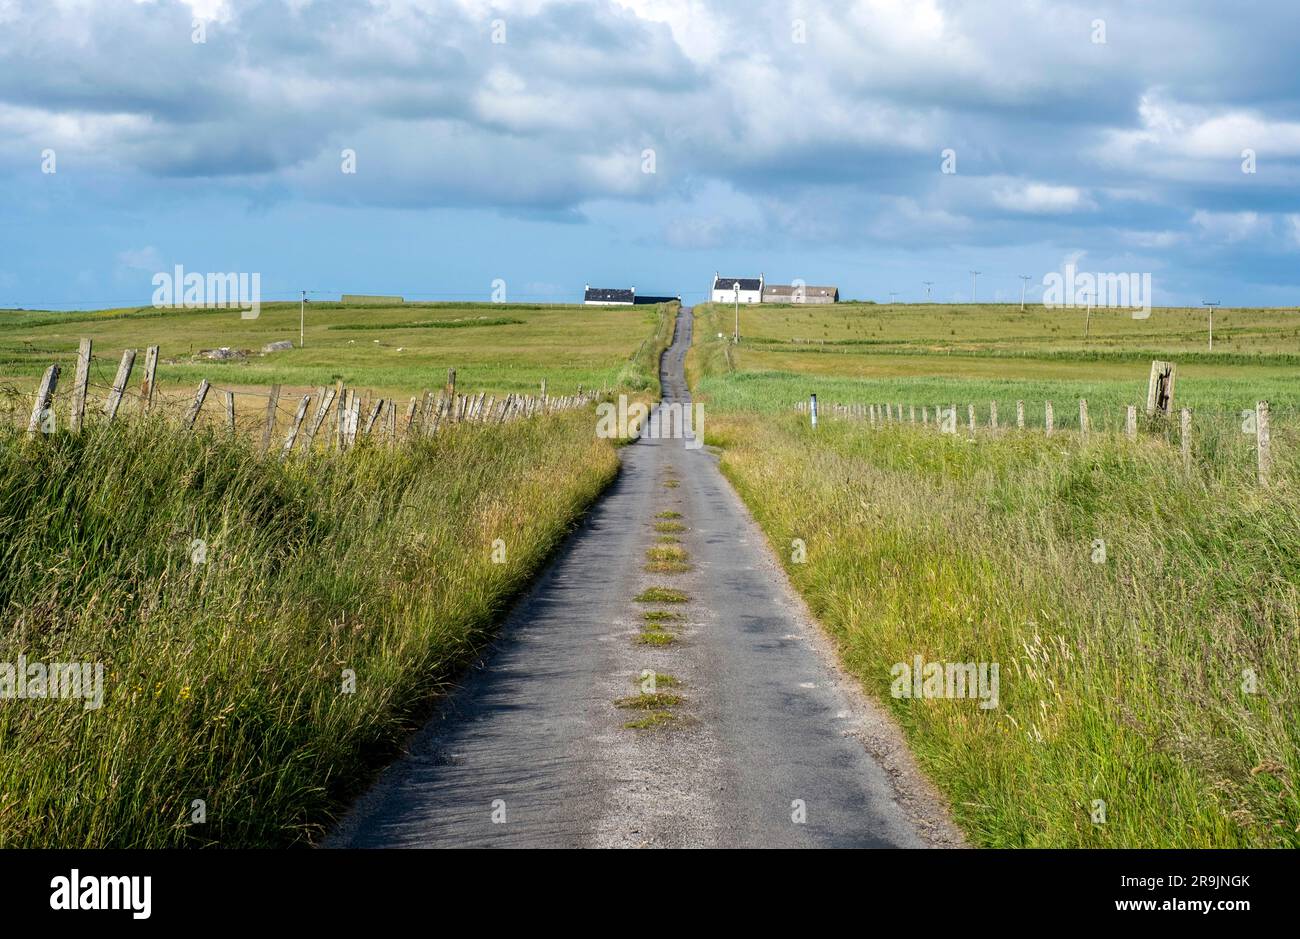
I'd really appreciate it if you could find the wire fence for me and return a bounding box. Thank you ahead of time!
[2,342,607,455]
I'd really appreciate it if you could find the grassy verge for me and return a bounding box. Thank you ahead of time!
[692,304,1300,847]
[0,410,618,847]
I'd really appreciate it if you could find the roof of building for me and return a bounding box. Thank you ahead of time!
[763,284,839,298]
[633,294,680,305]
[584,286,634,303]
[713,275,762,292]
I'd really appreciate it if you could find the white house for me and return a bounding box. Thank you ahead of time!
[711,272,763,305]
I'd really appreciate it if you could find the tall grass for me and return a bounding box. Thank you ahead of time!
[713,415,1299,846]
[0,413,617,847]
[692,303,1300,846]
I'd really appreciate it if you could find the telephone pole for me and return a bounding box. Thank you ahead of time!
[1019,275,1032,311]
[733,282,741,343]
[970,271,981,303]
[1202,301,1220,351]
[300,290,306,348]
[922,281,933,301]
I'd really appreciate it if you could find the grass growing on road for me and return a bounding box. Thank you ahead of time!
[643,611,685,623]
[635,587,689,604]
[645,545,690,573]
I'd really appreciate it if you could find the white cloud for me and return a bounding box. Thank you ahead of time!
[1190,210,1271,243]
[992,181,1095,215]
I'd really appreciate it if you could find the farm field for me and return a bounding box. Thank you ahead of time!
[691,302,1300,848]
[696,302,1300,424]
[0,302,671,847]
[0,301,667,432]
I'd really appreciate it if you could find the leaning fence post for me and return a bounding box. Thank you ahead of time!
[446,369,457,421]
[1256,401,1271,486]
[301,385,336,450]
[103,349,137,421]
[1045,401,1054,436]
[261,384,281,452]
[281,393,312,457]
[27,364,60,436]
[183,380,211,430]
[71,339,92,432]
[364,399,384,436]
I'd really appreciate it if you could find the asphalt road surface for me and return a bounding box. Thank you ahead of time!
[326,307,962,848]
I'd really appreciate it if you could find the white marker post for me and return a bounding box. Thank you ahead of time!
[809,393,818,429]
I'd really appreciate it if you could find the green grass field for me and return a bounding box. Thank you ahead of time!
[0,301,669,429]
[697,302,1300,426]
[0,301,670,847]
[692,301,1300,848]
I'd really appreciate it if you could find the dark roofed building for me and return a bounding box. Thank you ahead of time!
[763,283,839,304]
[584,285,635,305]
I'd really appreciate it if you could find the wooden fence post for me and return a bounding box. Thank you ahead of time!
[261,384,281,452]
[990,401,998,429]
[446,369,457,421]
[1016,400,1025,429]
[102,349,137,421]
[1126,405,1137,440]
[140,345,160,414]
[364,399,384,436]
[1045,401,1054,436]
[1079,399,1089,441]
[1256,401,1271,486]
[71,339,92,432]
[281,394,312,456]
[1146,360,1177,417]
[335,384,348,448]
[403,397,418,435]
[183,380,211,430]
[301,385,336,450]
[386,400,397,442]
[223,390,236,434]
[967,404,976,435]
[1180,408,1192,470]
[346,394,361,447]
[27,364,60,435]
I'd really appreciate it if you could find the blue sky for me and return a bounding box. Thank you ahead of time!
[2,0,1300,309]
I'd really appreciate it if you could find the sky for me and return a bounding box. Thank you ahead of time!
[2,0,1300,309]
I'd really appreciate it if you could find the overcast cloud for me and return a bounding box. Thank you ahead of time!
[2,0,1299,306]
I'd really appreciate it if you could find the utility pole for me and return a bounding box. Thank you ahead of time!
[300,290,306,348]
[889,291,898,308]
[733,282,741,343]
[970,271,981,303]
[1202,301,1220,351]
[922,281,933,302]
[1084,299,1093,340]
[1019,275,1032,311]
